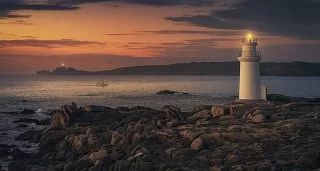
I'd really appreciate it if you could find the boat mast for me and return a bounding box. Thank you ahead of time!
[107,57,110,86]
[105,57,107,85]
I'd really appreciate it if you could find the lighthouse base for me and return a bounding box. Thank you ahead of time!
[235,99,268,105]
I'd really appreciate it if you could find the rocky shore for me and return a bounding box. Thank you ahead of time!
[3,94,320,171]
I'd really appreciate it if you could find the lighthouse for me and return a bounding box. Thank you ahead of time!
[238,33,267,102]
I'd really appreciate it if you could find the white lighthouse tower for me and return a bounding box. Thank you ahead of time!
[238,33,266,102]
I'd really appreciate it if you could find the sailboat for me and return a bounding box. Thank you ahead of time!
[96,57,110,87]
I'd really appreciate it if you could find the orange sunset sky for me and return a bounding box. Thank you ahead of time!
[1,0,320,73]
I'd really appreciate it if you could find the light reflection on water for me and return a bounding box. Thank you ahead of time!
[1,75,320,112]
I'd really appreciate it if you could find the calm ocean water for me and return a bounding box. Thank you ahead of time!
[1,75,320,112]
[1,75,320,168]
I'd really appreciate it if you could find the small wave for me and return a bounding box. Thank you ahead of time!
[35,109,44,113]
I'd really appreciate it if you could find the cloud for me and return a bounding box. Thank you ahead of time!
[0,20,33,25]
[0,39,104,48]
[0,1,79,18]
[59,0,217,6]
[138,29,242,36]
[0,1,78,11]
[166,0,320,40]
[0,32,37,39]
[105,33,144,36]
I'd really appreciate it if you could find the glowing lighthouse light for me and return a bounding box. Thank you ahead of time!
[61,63,65,67]
[246,33,253,41]
[238,33,267,102]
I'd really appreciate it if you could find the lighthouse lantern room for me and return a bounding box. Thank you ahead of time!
[238,33,267,102]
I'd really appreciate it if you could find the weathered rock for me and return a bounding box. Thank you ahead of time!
[110,131,122,146]
[211,106,229,118]
[229,104,253,118]
[88,149,108,162]
[84,105,113,113]
[252,114,266,123]
[64,161,75,171]
[190,105,212,115]
[39,129,77,151]
[13,118,40,124]
[166,121,185,127]
[115,106,130,112]
[120,115,139,125]
[8,100,320,171]
[191,137,205,151]
[112,160,130,171]
[156,90,189,95]
[15,130,42,142]
[8,161,24,171]
[10,149,28,160]
[50,102,84,129]
[88,165,102,171]
[189,110,211,120]
[161,105,184,121]
[75,159,92,170]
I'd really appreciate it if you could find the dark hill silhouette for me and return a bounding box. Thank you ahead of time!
[37,61,320,76]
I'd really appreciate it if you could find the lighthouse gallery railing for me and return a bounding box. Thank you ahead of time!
[238,51,261,57]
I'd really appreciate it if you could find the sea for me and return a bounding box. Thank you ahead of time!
[1,75,320,169]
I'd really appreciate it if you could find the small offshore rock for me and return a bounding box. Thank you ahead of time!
[156,90,189,95]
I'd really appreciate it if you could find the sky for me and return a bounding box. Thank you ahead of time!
[1,0,320,73]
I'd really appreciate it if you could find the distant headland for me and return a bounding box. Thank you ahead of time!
[37,61,320,76]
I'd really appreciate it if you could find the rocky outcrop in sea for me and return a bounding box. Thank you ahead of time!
[5,94,320,171]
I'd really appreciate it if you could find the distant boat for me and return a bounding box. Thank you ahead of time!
[96,57,110,87]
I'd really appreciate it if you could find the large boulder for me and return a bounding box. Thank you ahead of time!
[252,114,266,123]
[190,105,212,115]
[191,137,206,151]
[84,105,114,113]
[211,106,229,118]
[229,104,253,118]
[161,105,184,121]
[188,110,212,120]
[15,130,42,142]
[85,105,121,124]
[50,103,84,129]
[39,129,78,151]
[88,149,108,162]
[190,134,219,151]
